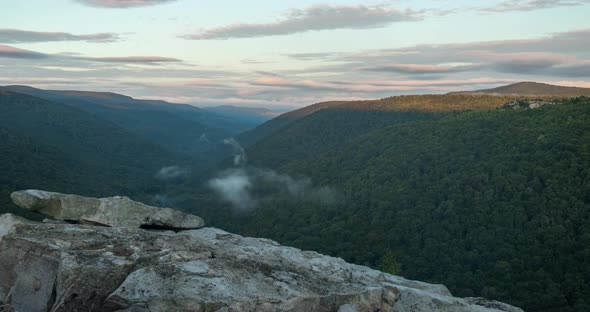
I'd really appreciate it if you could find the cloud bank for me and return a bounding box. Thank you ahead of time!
[208,138,336,210]
[155,166,189,180]
[2,24,589,107]
[284,29,590,79]
[182,4,419,40]
[0,29,119,43]
[0,44,182,65]
[360,63,482,74]
[79,56,182,63]
[181,1,590,40]
[208,168,255,210]
[208,168,336,210]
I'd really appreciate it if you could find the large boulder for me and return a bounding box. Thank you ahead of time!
[10,190,204,230]
[0,197,522,312]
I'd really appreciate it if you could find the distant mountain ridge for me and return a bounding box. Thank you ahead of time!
[238,81,588,148]
[237,95,505,146]
[203,105,280,125]
[239,91,530,169]
[450,82,590,96]
[205,105,280,116]
[1,85,193,110]
[237,93,520,148]
[0,85,248,126]
[0,85,264,160]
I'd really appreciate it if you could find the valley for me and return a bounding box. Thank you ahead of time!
[2,82,589,311]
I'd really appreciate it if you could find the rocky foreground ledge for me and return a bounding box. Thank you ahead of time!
[10,190,204,229]
[0,190,522,312]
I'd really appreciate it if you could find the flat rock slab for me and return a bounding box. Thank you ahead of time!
[0,212,523,312]
[10,190,204,230]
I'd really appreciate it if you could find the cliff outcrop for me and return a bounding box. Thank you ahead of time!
[0,190,523,312]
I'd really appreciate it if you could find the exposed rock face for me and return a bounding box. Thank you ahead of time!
[10,190,204,229]
[500,99,556,110]
[0,192,523,312]
[0,213,34,237]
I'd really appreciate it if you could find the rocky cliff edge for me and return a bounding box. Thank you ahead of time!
[0,190,523,312]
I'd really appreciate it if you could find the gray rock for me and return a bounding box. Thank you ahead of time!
[501,99,556,110]
[10,190,204,230]
[338,304,360,312]
[0,213,34,238]
[0,210,522,312]
[42,218,68,224]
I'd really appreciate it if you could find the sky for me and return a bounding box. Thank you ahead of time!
[1,0,589,109]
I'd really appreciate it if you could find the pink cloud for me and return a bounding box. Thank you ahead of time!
[0,45,47,59]
[0,29,119,43]
[252,76,521,93]
[80,56,182,63]
[182,4,419,40]
[76,0,177,8]
[548,80,590,88]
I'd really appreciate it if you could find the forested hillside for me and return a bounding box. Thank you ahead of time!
[238,93,550,150]
[0,91,181,216]
[0,85,255,160]
[194,97,590,312]
[238,81,587,150]
[246,109,443,168]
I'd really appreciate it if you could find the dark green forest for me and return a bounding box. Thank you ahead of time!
[192,97,590,312]
[236,93,528,148]
[246,109,444,168]
[0,85,252,161]
[0,92,182,217]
